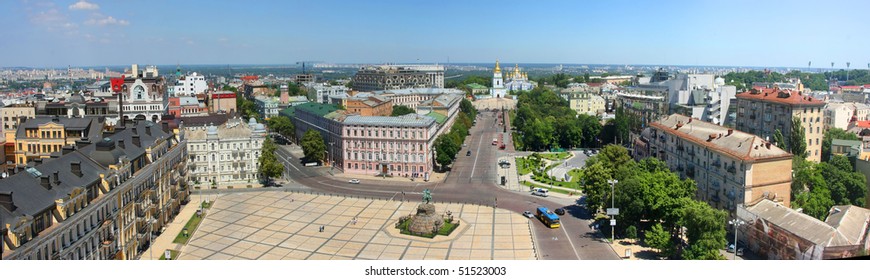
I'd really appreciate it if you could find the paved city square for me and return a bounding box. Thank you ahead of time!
[178,192,536,260]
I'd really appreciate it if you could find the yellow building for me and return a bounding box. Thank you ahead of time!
[644,114,793,212]
[566,89,606,116]
[9,117,103,166]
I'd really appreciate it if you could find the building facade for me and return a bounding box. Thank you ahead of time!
[1,120,188,260]
[185,117,266,188]
[824,102,870,131]
[307,83,348,104]
[254,96,279,119]
[735,87,826,162]
[342,114,437,178]
[346,95,392,116]
[642,114,793,212]
[119,65,167,123]
[1,104,35,135]
[351,65,445,92]
[503,64,535,92]
[9,116,104,166]
[567,90,606,116]
[490,60,507,98]
[172,72,208,97]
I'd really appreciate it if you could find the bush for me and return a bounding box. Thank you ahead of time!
[626,225,638,239]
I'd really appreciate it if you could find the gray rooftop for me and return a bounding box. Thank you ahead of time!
[747,200,853,247]
[824,205,870,245]
[343,114,435,128]
[651,114,791,161]
[17,116,103,140]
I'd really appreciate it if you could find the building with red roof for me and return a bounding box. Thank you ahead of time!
[735,87,825,162]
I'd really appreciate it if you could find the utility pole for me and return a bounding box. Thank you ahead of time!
[729,218,745,260]
[607,179,618,244]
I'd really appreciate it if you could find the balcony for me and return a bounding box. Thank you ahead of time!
[101,235,115,247]
[676,146,684,151]
[727,165,736,174]
[711,161,721,168]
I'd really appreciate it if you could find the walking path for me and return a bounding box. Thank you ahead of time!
[140,196,205,260]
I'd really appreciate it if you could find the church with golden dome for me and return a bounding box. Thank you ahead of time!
[489,60,535,98]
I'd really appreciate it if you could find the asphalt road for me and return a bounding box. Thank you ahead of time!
[276,110,620,260]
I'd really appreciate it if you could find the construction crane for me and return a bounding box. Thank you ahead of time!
[296,61,319,74]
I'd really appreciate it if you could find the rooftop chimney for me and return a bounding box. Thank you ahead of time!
[707,133,717,142]
[765,142,771,149]
[132,134,141,147]
[132,127,137,135]
[40,175,52,190]
[52,171,60,185]
[0,191,15,212]
[71,161,82,177]
[162,122,170,133]
[145,125,152,136]
[118,139,125,149]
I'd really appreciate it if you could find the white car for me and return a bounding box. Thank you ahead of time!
[348,179,360,184]
[522,211,534,218]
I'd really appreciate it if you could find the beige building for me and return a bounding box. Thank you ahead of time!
[1,121,188,260]
[824,102,870,131]
[566,89,605,116]
[1,104,35,135]
[735,87,826,162]
[643,114,793,212]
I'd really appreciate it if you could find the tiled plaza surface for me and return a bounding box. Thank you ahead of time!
[178,192,536,260]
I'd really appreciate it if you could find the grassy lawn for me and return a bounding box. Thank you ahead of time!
[158,249,179,260]
[516,157,533,175]
[538,152,571,161]
[397,218,459,238]
[569,169,584,184]
[520,180,578,195]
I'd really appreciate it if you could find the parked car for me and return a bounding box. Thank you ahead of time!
[348,179,360,184]
[522,211,534,218]
[554,208,566,215]
[466,151,472,156]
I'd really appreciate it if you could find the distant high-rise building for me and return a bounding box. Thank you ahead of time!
[351,65,444,92]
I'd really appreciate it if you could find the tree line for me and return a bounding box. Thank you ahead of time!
[433,99,477,170]
[582,145,728,259]
[512,87,602,151]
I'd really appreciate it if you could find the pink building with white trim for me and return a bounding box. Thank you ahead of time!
[341,114,438,179]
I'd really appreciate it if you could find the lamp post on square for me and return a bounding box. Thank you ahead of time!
[607,179,619,244]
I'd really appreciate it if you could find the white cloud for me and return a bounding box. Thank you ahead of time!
[69,1,99,11]
[85,15,129,26]
[218,37,229,43]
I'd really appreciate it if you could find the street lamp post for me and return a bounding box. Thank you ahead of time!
[729,218,745,260]
[607,179,618,244]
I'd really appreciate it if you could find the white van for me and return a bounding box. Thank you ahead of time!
[531,188,549,197]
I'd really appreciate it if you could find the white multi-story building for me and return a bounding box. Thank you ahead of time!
[254,96,279,119]
[185,117,266,188]
[824,102,870,131]
[172,72,208,97]
[307,83,348,104]
[119,65,166,123]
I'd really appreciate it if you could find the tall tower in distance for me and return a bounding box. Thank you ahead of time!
[491,60,506,98]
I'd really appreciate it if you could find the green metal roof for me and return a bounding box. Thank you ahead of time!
[425,111,447,124]
[832,139,862,147]
[292,102,338,117]
[279,106,296,118]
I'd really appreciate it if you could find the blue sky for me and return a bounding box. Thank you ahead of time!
[1,0,868,68]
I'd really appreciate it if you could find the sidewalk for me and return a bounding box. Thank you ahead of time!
[329,168,447,184]
[140,196,205,260]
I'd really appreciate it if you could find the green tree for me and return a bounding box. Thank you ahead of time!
[257,138,283,181]
[582,162,612,212]
[789,117,807,158]
[772,129,785,150]
[819,155,867,207]
[267,116,295,140]
[434,134,460,170]
[793,183,836,220]
[300,129,327,163]
[679,200,727,260]
[459,98,478,120]
[391,105,415,116]
[645,223,674,258]
[821,128,860,162]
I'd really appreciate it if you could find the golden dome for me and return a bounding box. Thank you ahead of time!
[494,60,501,73]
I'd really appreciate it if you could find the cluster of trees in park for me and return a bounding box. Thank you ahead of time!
[267,115,295,141]
[257,138,283,182]
[300,129,327,164]
[512,87,602,151]
[582,145,728,259]
[792,155,867,220]
[433,99,477,170]
[391,105,415,116]
[723,69,870,92]
[445,75,492,90]
[780,123,867,220]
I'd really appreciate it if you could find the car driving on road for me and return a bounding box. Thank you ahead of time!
[522,211,534,218]
[348,179,360,184]
[554,208,565,215]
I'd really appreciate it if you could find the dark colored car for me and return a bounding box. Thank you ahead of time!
[554,208,566,215]
[466,151,472,156]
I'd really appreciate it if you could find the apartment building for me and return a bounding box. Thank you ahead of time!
[824,102,870,131]
[185,117,266,188]
[342,114,437,178]
[642,114,793,212]
[0,104,35,135]
[307,83,348,104]
[1,121,188,260]
[254,96,279,119]
[565,89,606,116]
[735,87,825,162]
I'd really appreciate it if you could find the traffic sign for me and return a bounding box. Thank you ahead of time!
[610,219,616,226]
[606,208,619,216]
